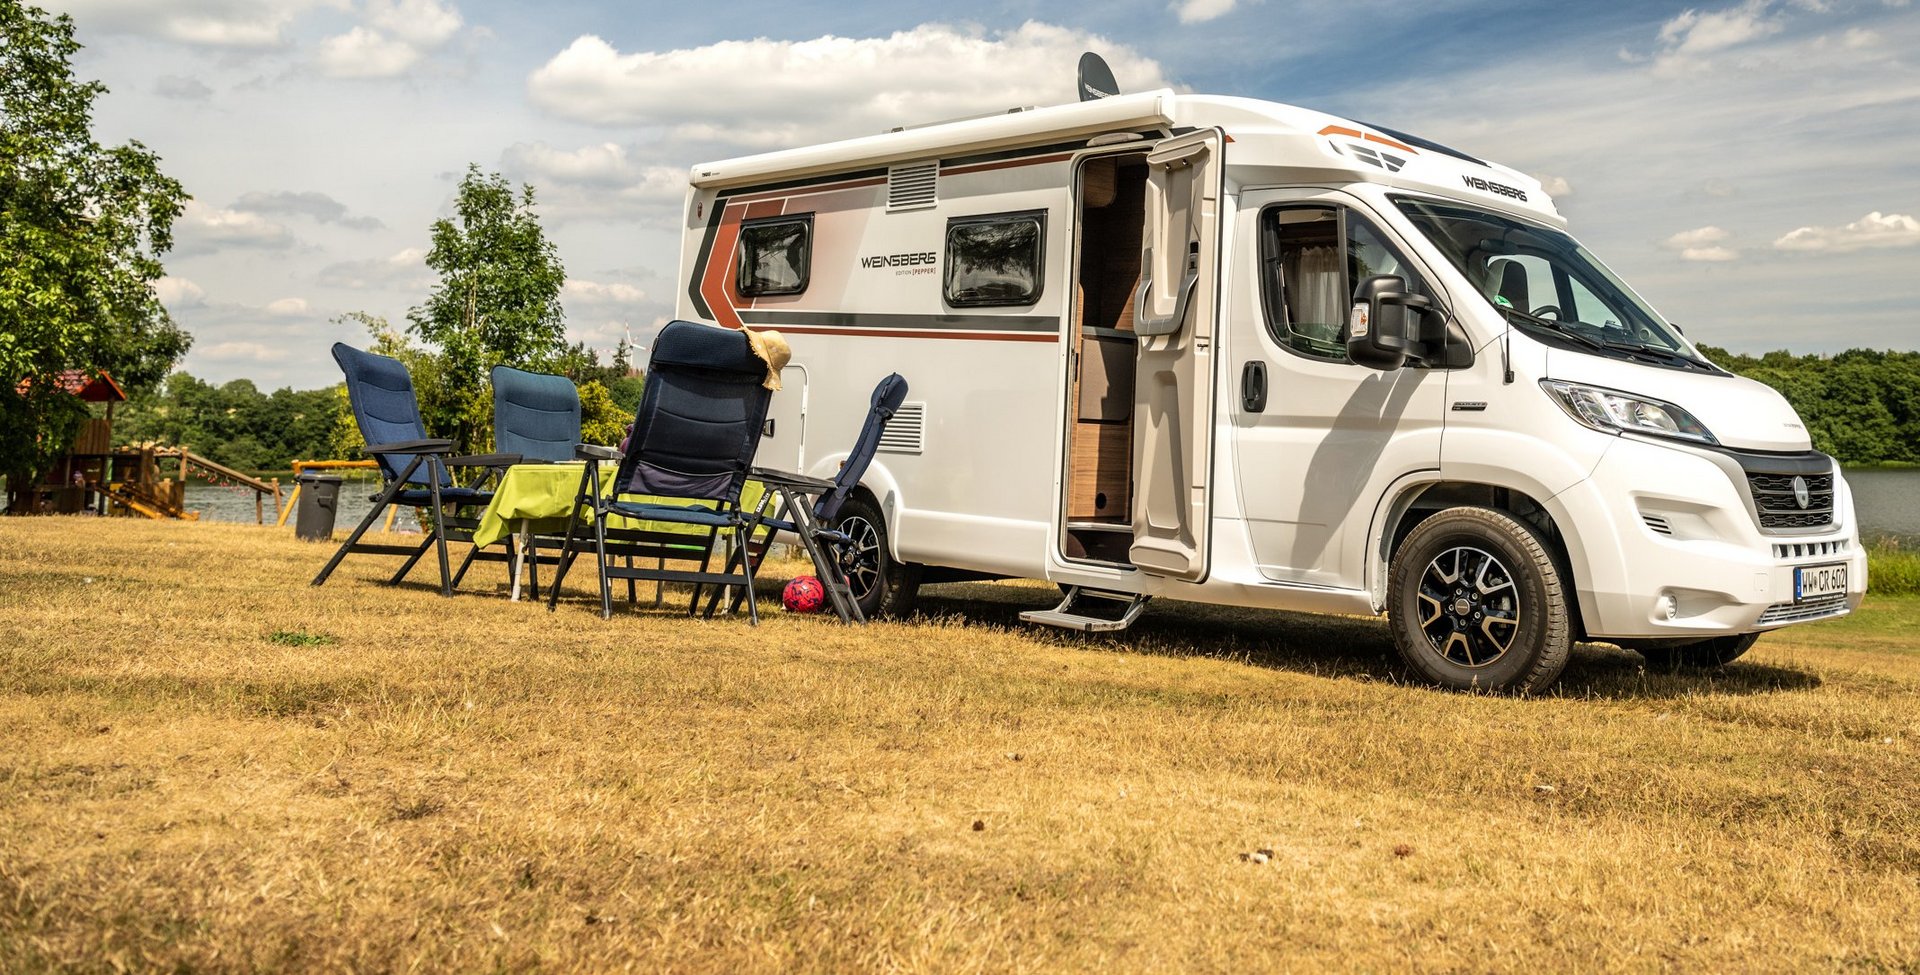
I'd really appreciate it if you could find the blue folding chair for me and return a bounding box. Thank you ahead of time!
[731,373,908,623]
[445,365,586,595]
[310,343,517,596]
[545,321,775,621]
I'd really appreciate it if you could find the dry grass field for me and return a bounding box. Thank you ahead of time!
[1,517,1916,973]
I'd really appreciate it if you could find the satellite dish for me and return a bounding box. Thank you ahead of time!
[1078,52,1119,101]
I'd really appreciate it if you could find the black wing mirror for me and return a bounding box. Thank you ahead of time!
[1347,274,1438,371]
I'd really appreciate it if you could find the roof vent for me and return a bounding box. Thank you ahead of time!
[878,402,925,454]
[887,162,938,212]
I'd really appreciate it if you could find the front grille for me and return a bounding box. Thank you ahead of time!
[1744,469,1834,532]
[1756,593,1849,625]
[1772,539,1850,560]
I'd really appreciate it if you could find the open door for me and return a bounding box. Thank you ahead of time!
[1130,129,1223,581]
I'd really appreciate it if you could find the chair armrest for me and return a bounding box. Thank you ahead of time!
[365,438,454,454]
[450,452,520,467]
[575,443,622,461]
[750,467,838,493]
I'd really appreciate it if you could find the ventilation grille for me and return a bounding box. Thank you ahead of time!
[1757,593,1849,625]
[878,402,925,454]
[1773,539,1850,560]
[1641,514,1673,536]
[887,162,938,212]
[1746,470,1834,532]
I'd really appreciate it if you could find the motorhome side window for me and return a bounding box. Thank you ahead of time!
[1260,206,1426,362]
[944,211,1045,307]
[736,215,813,297]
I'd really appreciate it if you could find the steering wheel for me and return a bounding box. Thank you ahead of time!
[1531,304,1562,320]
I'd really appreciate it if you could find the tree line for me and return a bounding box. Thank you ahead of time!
[1699,346,1920,465]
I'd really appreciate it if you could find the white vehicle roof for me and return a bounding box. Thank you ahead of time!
[689,89,1563,228]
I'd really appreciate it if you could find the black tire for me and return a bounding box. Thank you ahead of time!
[1388,506,1573,693]
[833,493,921,619]
[1630,633,1760,670]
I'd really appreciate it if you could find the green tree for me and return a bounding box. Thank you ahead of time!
[407,165,566,452]
[0,1,190,499]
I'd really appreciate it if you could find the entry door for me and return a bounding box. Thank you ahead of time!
[1130,129,1224,581]
[759,364,808,472]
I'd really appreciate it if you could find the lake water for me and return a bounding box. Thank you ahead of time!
[183,467,1920,544]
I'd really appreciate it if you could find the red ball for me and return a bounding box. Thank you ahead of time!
[782,575,826,613]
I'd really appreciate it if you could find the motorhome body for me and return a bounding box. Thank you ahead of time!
[676,88,1867,691]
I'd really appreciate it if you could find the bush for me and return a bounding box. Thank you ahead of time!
[1867,541,1920,596]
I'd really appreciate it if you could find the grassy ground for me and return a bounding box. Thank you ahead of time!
[1,518,1916,973]
[1868,542,1920,595]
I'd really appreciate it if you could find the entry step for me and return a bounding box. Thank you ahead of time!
[1019,586,1149,633]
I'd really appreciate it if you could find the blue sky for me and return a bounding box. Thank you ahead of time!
[42,0,1920,389]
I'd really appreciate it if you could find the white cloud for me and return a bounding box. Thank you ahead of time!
[154,75,214,101]
[1664,225,1741,261]
[564,279,648,306]
[1534,174,1574,197]
[197,341,288,362]
[233,190,383,230]
[266,297,311,316]
[1774,211,1920,252]
[525,23,1174,149]
[316,247,428,290]
[499,141,689,224]
[154,277,207,308]
[174,201,295,255]
[1172,0,1236,24]
[45,0,346,49]
[365,0,462,47]
[1658,0,1784,56]
[315,26,423,78]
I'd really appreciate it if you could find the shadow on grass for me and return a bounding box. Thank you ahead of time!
[913,581,1823,699]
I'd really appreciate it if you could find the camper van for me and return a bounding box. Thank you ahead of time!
[674,85,1866,692]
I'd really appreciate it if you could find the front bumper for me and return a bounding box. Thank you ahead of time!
[1555,435,1867,640]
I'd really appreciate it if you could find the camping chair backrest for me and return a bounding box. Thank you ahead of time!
[492,365,581,464]
[816,373,908,524]
[332,343,447,487]
[616,321,773,503]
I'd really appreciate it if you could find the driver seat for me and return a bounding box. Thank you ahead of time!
[1488,258,1530,312]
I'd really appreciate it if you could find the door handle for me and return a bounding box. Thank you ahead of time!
[762,418,776,438]
[1241,360,1267,413]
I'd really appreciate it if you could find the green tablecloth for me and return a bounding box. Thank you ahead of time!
[470,462,765,548]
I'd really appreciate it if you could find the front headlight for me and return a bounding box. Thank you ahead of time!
[1539,380,1717,445]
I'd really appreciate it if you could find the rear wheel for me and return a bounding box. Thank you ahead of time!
[1630,633,1760,670]
[1388,506,1573,693]
[833,494,920,619]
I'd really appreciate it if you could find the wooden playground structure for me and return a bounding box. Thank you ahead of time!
[6,370,287,523]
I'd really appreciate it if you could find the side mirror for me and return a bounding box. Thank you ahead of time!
[1347,274,1435,371]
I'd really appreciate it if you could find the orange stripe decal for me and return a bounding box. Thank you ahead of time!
[1363,132,1419,155]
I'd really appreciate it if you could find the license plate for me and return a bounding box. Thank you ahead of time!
[1795,563,1847,601]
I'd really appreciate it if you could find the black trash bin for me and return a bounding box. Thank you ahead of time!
[294,473,344,542]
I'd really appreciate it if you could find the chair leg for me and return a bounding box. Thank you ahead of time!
[594,514,613,619]
[546,464,597,612]
[311,476,408,586]
[626,554,637,605]
[686,525,722,618]
[387,533,436,586]
[737,522,761,626]
[526,535,541,600]
[450,540,482,587]
[427,465,452,597]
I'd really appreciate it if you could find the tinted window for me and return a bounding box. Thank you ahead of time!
[737,215,812,297]
[1260,205,1427,363]
[945,211,1045,307]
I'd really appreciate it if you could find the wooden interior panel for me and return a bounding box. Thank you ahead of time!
[1068,420,1130,520]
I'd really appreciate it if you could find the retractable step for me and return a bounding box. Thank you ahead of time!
[1019,585,1149,633]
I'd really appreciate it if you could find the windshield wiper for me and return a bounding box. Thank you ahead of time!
[1499,306,1607,353]
[1597,338,1714,371]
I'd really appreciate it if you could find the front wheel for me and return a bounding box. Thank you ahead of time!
[832,494,921,619]
[1388,506,1573,694]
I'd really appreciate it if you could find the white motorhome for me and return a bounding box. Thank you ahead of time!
[675,85,1866,692]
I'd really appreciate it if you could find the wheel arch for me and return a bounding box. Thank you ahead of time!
[1369,477,1592,638]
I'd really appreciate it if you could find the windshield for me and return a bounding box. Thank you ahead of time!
[1394,196,1704,364]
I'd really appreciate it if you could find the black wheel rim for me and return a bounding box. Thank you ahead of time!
[1416,545,1521,668]
[837,514,882,601]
